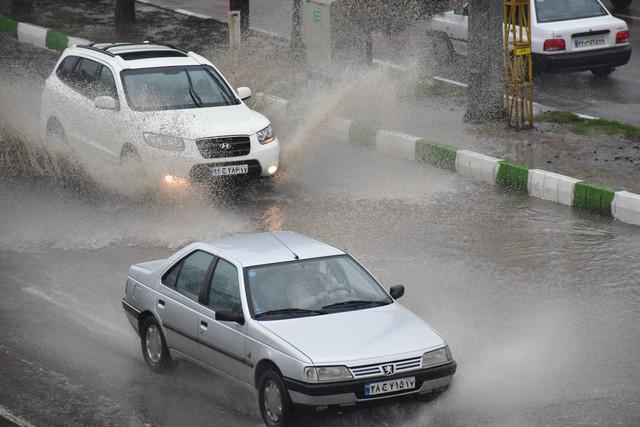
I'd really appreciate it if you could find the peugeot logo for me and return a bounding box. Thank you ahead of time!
[382,364,395,376]
[220,142,232,150]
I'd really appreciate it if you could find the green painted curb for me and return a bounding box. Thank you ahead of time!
[349,121,377,149]
[496,161,530,192]
[415,139,456,171]
[0,16,19,39]
[573,181,615,216]
[46,30,69,52]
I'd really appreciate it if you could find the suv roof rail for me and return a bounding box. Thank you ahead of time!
[76,41,187,58]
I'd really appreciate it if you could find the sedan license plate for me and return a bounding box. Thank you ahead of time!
[208,164,248,177]
[364,376,416,397]
[574,38,605,48]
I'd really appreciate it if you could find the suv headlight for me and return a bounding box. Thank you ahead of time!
[143,132,185,151]
[303,366,353,382]
[256,124,275,145]
[422,346,451,368]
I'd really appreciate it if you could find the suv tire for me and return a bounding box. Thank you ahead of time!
[258,369,293,427]
[140,316,175,372]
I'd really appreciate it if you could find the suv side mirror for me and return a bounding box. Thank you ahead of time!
[389,285,405,300]
[215,309,245,325]
[95,96,117,111]
[237,86,252,101]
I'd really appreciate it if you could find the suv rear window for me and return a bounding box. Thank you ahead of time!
[56,56,79,82]
[535,0,607,23]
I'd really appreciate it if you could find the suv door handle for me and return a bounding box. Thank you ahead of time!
[157,299,165,308]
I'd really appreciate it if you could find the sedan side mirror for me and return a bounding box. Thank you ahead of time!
[237,86,252,101]
[389,285,405,300]
[215,308,245,325]
[94,95,118,111]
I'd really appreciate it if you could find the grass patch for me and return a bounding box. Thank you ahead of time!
[349,121,377,149]
[539,111,640,142]
[413,80,467,100]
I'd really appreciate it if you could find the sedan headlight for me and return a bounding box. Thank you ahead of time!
[422,346,451,368]
[143,132,185,151]
[256,124,275,145]
[303,366,353,382]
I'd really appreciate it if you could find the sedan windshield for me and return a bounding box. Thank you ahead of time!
[121,66,239,111]
[535,0,607,23]
[245,255,392,320]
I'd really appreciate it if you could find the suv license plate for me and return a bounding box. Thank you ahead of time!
[364,377,416,397]
[208,164,249,176]
[575,38,605,48]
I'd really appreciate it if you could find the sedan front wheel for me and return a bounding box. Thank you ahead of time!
[258,369,293,427]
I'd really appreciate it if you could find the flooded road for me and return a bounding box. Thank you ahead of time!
[1,131,640,426]
[1,20,640,427]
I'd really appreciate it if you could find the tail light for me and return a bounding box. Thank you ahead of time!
[616,30,630,44]
[544,39,566,51]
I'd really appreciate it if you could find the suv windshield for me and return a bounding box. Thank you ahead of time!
[245,255,392,320]
[121,65,239,111]
[535,0,607,23]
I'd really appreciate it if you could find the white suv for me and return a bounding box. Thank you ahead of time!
[41,42,280,187]
[431,0,631,76]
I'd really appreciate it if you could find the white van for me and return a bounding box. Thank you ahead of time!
[431,0,631,76]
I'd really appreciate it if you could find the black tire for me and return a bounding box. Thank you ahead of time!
[591,67,615,77]
[611,0,632,11]
[258,369,293,427]
[140,316,175,372]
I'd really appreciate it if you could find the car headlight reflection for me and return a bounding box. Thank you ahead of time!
[422,346,451,368]
[303,366,353,382]
[143,132,185,151]
[256,124,275,145]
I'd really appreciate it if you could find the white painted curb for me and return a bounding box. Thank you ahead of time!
[375,130,419,161]
[17,22,48,49]
[528,169,581,206]
[612,191,640,226]
[455,150,502,184]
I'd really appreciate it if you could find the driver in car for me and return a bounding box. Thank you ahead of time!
[287,263,352,309]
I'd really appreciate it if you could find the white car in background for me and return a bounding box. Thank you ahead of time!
[431,0,631,76]
[41,42,279,187]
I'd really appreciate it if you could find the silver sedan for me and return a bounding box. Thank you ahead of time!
[122,231,456,426]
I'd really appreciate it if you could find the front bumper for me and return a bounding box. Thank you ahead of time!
[284,361,456,406]
[138,137,280,183]
[534,45,631,72]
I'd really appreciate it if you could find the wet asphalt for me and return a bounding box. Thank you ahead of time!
[1,9,640,427]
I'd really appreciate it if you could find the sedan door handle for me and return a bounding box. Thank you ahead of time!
[157,299,165,308]
[200,320,208,331]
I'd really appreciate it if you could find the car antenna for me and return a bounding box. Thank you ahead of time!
[271,232,299,260]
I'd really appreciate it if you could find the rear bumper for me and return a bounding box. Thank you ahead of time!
[284,361,456,406]
[122,298,141,334]
[534,45,631,72]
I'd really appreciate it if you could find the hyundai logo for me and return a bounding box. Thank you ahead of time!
[220,142,232,150]
[382,364,395,376]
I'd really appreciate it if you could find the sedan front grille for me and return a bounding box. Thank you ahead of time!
[196,136,250,158]
[349,356,422,378]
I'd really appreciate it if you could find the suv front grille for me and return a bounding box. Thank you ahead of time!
[349,356,422,378]
[196,136,250,159]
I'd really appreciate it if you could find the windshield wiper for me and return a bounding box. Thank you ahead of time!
[185,70,203,107]
[322,300,388,310]
[255,307,327,319]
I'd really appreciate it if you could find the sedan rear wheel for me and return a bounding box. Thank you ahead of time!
[258,369,292,427]
[591,67,615,77]
[140,316,175,372]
